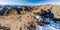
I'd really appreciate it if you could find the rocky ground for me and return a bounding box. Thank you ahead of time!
[0,4,60,30]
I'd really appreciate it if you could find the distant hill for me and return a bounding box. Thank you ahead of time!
[0,5,60,18]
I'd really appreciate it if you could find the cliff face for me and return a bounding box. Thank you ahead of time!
[0,5,60,30]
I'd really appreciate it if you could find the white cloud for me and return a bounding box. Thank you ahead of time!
[0,0,60,5]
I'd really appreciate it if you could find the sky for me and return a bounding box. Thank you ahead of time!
[0,0,60,5]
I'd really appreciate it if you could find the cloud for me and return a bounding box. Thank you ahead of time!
[0,0,60,5]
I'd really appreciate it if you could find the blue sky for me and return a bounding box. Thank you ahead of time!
[0,0,60,5]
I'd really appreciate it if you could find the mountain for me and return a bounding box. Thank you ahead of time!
[0,4,60,30]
